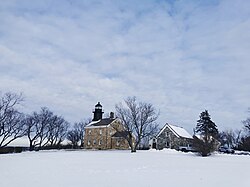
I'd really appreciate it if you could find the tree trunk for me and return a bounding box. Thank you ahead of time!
[130,142,137,153]
[29,141,35,151]
[131,148,137,153]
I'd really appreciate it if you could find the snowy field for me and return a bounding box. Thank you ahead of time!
[1,149,250,187]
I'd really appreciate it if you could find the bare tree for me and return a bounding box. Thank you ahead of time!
[67,119,90,148]
[238,109,250,151]
[234,129,242,148]
[243,109,250,134]
[74,119,90,147]
[24,108,52,150]
[218,129,242,148]
[67,129,81,148]
[24,107,69,150]
[46,115,69,147]
[243,118,250,131]
[35,107,53,148]
[24,114,40,151]
[115,97,159,152]
[0,92,25,148]
[238,136,250,151]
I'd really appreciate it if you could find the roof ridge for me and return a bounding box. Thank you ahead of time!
[167,124,180,138]
[86,118,117,128]
[156,122,192,139]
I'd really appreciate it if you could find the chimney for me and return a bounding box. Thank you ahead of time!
[110,112,115,119]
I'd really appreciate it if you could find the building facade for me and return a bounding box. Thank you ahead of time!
[84,102,130,150]
[152,123,193,150]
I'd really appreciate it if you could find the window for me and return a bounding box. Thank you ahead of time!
[93,139,96,145]
[100,129,102,135]
[87,140,91,146]
[99,140,102,145]
[88,130,92,135]
[116,140,120,146]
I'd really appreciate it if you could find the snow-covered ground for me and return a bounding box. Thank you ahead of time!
[0,149,249,187]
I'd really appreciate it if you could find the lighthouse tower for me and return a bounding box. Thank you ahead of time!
[92,102,104,121]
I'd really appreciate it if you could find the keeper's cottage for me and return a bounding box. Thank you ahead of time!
[84,102,130,150]
[151,123,193,150]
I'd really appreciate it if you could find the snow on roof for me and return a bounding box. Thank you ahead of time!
[85,120,100,127]
[168,124,193,139]
[85,118,117,128]
[157,123,193,139]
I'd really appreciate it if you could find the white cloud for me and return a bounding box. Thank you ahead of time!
[0,0,249,132]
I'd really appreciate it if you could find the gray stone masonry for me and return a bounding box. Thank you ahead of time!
[157,126,193,150]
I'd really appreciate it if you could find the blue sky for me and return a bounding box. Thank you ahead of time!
[0,0,250,132]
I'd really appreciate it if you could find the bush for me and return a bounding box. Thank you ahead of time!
[0,147,24,154]
[39,144,76,150]
[193,136,218,157]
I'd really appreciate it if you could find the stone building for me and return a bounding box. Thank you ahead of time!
[84,102,130,150]
[151,123,193,150]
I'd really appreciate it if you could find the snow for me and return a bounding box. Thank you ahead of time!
[168,124,193,139]
[85,120,100,127]
[1,149,249,187]
[157,123,193,139]
[8,137,29,147]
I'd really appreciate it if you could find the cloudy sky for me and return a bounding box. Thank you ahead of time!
[0,0,249,132]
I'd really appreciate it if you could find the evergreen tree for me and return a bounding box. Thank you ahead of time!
[194,110,219,156]
[196,110,218,137]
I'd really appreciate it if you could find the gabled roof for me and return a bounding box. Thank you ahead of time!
[85,118,116,128]
[157,123,193,139]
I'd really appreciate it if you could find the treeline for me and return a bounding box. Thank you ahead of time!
[0,92,87,152]
[184,108,250,156]
[218,117,250,151]
[192,109,250,156]
[200,110,250,153]
[1,91,250,154]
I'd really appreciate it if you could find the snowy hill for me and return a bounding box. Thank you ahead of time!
[0,149,249,187]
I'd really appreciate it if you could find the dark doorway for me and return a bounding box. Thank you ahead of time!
[152,139,157,149]
[152,142,156,149]
[166,142,170,147]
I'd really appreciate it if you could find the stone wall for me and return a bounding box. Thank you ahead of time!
[84,126,110,149]
[84,120,130,150]
[157,126,193,150]
[111,137,130,149]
